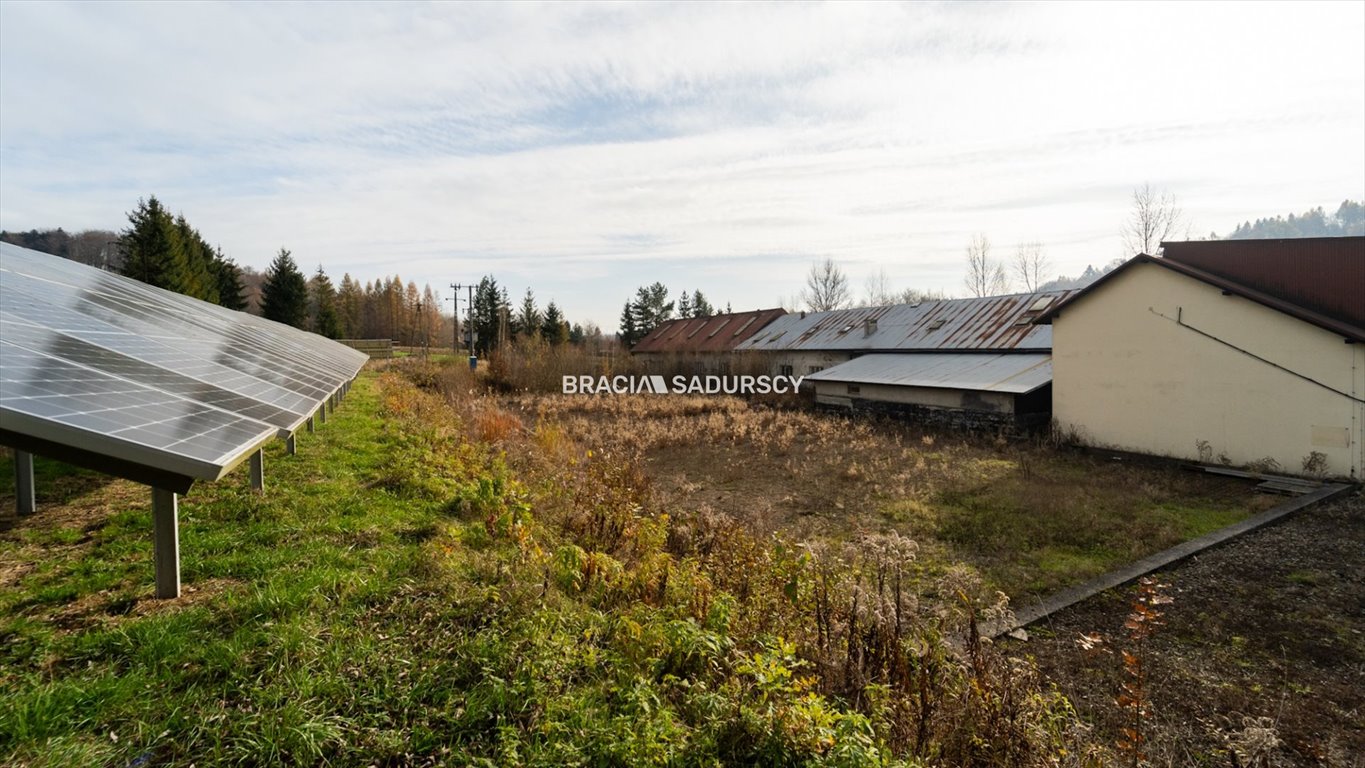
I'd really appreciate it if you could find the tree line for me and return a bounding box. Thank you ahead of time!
[462,276,601,356]
[618,283,725,347]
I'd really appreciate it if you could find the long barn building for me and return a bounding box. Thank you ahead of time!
[735,291,1077,430]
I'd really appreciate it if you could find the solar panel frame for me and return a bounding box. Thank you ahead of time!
[0,242,367,492]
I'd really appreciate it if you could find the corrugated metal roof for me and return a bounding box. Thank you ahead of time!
[1160,237,1365,328]
[805,353,1053,394]
[735,290,1076,353]
[631,308,786,353]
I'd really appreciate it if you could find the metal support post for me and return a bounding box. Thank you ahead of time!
[152,487,180,599]
[15,450,35,516]
[319,402,328,424]
[286,433,297,456]
[307,412,316,433]
[249,449,265,493]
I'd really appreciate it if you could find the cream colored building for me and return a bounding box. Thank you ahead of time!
[1041,249,1364,480]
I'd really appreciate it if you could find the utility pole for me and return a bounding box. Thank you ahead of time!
[447,284,463,357]
[466,284,475,357]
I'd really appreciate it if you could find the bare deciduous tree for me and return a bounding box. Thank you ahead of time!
[963,234,1009,297]
[861,267,896,307]
[899,287,948,304]
[1012,240,1051,293]
[1123,183,1186,257]
[801,257,852,312]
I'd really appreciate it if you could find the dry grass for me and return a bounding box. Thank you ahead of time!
[497,390,1270,600]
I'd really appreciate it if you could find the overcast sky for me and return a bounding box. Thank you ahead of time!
[2,1,1362,330]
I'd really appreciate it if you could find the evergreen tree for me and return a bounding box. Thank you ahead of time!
[691,290,715,318]
[309,266,340,339]
[470,276,510,356]
[260,248,309,329]
[677,291,693,318]
[211,249,248,310]
[619,301,640,347]
[631,282,674,335]
[516,288,540,338]
[569,323,585,345]
[120,196,189,292]
[174,214,218,303]
[618,282,673,347]
[541,301,569,345]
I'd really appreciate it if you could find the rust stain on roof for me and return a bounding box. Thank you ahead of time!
[739,291,1075,353]
[632,308,786,353]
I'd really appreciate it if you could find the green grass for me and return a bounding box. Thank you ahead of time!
[0,376,489,764]
[926,468,1257,597]
[0,373,900,766]
[1,368,1144,766]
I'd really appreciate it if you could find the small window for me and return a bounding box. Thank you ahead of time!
[1029,296,1054,312]
[779,364,794,376]
[846,384,860,395]
[928,319,946,330]
[808,365,824,374]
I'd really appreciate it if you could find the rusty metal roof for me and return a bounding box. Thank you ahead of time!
[631,308,786,353]
[1035,253,1365,343]
[1160,237,1365,328]
[805,353,1053,394]
[735,291,1076,353]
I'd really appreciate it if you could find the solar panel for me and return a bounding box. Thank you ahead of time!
[0,242,368,488]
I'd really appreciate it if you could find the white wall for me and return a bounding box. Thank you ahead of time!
[1052,262,1363,479]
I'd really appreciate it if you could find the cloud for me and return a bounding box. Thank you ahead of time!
[1,1,1361,328]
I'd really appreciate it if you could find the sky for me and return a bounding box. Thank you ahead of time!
[2,1,1362,332]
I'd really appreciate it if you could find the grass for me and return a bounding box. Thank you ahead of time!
[2,360,1268,766]
[1,376,467,764]
[504,390,1268,600]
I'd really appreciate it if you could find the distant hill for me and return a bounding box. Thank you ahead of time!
[1038,258,1125,292]
[1217,200,1363,240]
[0,228,123,269]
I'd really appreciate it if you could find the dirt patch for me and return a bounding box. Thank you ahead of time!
[42,577,242,634]
[1015,490,1365,767]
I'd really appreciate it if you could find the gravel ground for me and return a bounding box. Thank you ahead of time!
[1014,487,1364,768]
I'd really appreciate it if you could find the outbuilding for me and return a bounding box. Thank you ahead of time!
[737,291,1075,429]
[1038,237,1365,479]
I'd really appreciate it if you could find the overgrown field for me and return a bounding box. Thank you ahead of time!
[499,389,1268,600]
[0,360,1280,765]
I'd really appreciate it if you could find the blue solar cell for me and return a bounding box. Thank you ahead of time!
[0,243,368,485]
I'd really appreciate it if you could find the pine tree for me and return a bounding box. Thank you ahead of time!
[677,291,693,318]
[309,266,340,339]
[174,214,217,303]
[516,288,540,338]
[691,290,715,317]
[541,301,569,345]
[260,248,309,329]
[619,301,640,347]
[120,196,189,293]
[471,276,510,355]
[211,249,247,310]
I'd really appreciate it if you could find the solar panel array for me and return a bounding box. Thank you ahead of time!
[0,242,368,487]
